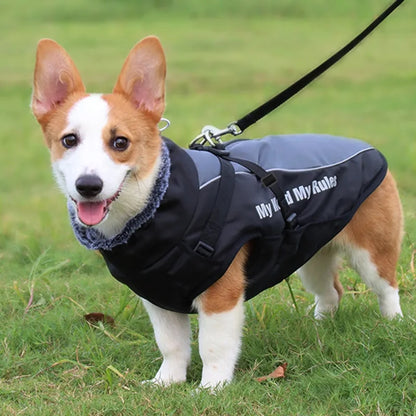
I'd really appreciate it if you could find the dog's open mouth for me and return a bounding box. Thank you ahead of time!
[74,179,126,226]
[76,199,113,226]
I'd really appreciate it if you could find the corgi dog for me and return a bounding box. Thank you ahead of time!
[31,36,403,389]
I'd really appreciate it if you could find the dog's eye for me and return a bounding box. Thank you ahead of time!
[111,136,129,151]
[61,134,78,149]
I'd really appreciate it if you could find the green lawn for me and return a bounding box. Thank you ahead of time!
[0,0,415,415]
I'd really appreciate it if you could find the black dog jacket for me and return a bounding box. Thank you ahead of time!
[97,134,387,313]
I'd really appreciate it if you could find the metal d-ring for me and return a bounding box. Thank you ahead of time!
[159,118,171,132]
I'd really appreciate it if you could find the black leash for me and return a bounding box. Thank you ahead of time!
[188,0,405,235]
[190,0,405,147]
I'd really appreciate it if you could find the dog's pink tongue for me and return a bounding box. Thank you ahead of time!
[77,201,107,226]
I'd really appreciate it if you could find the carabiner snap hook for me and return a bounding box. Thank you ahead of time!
[189,122,242,148]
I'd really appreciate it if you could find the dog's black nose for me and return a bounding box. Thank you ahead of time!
[75,174,103,198]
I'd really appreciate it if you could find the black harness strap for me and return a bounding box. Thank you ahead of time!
[190,144,297,233]
[193,157,235,257]
[221,155,297,229]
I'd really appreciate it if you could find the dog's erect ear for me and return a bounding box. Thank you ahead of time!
[31,39,85,121]
[113,36,166,121]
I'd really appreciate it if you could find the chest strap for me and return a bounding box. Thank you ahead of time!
[193,157,235,257]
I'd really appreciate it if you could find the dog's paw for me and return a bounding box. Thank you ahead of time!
[197,375,231,393]
[141,376,186,387]
[314,306,338,320]
[141,367,187,387]
[141,359,188,387]
[193,381,228,395]
[314,295,339,320]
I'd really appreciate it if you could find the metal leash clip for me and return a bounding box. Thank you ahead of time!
[189,122,242,148]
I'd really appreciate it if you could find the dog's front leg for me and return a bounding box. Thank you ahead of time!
[196,297,245,390]
[193,246,248,390]
[142,298,191,385]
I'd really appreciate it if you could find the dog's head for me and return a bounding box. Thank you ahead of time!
[31,37,166,237]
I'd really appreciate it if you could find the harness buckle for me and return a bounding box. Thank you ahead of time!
[286,212,298,229]
[261,173,277,187]
[194,241,215,257]
[260,173,298,229]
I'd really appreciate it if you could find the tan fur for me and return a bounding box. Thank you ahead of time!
[199,245,249,315]
[103,94,161,177]
[41,92,88,157]
[336,170,403,287]
[31,39,88,160]
[113,37,166,122]
[35,91,161,174]
[32,39,85,124]
[333,272,344,300]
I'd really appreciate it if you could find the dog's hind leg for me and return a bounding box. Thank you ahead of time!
[298,246,343,319]
[193,245,248,390]
[335,171,403,319]
[142,299,191,385]
[342,244,403,318]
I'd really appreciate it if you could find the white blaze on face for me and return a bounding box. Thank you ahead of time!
[52,94,131,225]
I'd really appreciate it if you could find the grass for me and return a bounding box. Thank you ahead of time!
[0,0,415,414]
